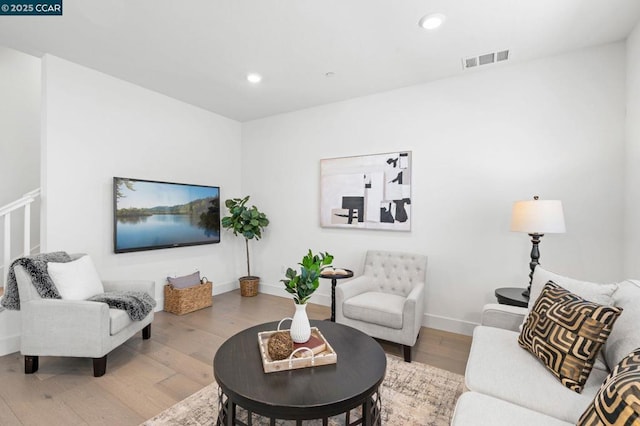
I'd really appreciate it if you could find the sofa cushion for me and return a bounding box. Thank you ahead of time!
[451,392,574,426]
[578,347,640,426]
[604,280,640,369]
[466,326,609,423]
[519,281,622,393]
[342,291,404,329]
[528,267,617,312]
[48,255,105,300]
[109,308,132,335]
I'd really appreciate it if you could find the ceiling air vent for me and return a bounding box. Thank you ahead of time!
[496,50,509,62]
[462,49,509,70]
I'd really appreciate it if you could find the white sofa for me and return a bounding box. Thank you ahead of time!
[451,272,640,425]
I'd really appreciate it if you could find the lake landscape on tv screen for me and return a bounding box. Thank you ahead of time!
[114,178,220,253]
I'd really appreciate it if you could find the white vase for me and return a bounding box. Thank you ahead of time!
[290,302,311,343]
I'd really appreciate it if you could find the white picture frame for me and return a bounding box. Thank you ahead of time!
[320,151,411,231]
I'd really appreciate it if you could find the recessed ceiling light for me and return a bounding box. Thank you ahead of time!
[418,13,446,30]
[247,73,262,84]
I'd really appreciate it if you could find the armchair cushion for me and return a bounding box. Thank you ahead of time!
[48,255,104,300]
[343,291,405,329]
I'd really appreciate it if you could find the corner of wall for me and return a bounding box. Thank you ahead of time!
[624,21,640,278]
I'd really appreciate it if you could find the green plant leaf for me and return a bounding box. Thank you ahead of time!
[220,195,269,275]
[281,250,333,304]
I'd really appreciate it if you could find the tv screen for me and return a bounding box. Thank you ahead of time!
[113,177,220,253]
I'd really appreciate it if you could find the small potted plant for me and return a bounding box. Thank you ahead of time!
[221,196,269,297]
[281,250,333,342]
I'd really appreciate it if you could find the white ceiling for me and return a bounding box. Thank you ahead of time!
[1,0,639,122]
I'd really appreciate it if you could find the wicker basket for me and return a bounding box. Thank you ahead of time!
[240,276,259,297]
[164,281,212,315]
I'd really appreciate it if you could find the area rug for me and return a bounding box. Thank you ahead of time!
[142,355,465,426]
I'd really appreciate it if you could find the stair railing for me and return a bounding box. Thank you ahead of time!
[0,188,40,286]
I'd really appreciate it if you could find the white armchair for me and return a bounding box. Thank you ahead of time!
[15,254,155,377]
[336,250,427,362]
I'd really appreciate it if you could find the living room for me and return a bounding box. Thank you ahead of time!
[1,1,640,425]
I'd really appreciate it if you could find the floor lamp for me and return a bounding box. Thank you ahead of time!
[510,196,566,298]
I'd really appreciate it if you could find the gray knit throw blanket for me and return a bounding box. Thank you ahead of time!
[87,291,156,321]
[1,252,155,321]
[1,251,71,310]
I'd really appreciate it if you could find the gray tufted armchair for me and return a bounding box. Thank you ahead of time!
[335,250,427,362]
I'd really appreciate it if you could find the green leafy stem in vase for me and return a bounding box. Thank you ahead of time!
[281,250,334,304]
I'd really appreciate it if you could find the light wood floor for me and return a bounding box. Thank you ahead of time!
[0,291,472,425]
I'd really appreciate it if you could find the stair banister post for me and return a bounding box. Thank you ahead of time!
[23,202,31,257]
[3,213,10,286]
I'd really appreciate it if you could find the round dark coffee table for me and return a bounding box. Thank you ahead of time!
[213,320,386,425]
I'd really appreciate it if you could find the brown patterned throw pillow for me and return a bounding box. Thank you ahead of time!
[518,281,623,393]
[578,348,640,426]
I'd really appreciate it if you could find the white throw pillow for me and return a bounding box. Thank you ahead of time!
[528,267,618,311]
[48,255,105,300]
[520,267,619,335]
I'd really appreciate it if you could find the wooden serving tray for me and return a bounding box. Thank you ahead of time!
[257,327,337,373]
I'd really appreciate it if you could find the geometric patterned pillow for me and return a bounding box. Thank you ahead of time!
[518,281,623,393]
[577,348,640,426]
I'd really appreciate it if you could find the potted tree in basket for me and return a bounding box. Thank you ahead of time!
[281,250,333,342]
[221,196,269,297]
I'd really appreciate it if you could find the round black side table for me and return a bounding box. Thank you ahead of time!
[320,269,354,322]
[495,287,529,308]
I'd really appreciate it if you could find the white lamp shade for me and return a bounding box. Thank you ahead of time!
[510,199,566,234]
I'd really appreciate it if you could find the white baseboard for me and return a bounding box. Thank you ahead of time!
[258,282,331,307]
[213,280,239,296]
[423,313,478,336]
[154,279,478,336]
[259,282,477,336]
[0,333,20,356]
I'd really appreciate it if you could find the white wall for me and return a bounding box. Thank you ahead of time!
[0,47,41,270]
[0,47,41,355]
[242,43,627,334]
[625,22,640,278]
[41,55,243,303]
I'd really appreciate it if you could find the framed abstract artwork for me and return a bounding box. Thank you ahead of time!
[320,151,411,231]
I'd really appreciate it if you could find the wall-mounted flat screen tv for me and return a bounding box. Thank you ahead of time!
[113,177,220,253]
